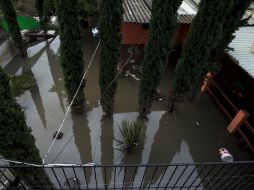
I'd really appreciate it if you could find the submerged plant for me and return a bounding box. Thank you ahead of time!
[116,120,144,153]
[9,75,36,96]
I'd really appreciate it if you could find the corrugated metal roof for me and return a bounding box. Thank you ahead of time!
[228,26,254,79]
[123,0,151,24]
[123,0,197,24]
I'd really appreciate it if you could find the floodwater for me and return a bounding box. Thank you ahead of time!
[1,28,252,188]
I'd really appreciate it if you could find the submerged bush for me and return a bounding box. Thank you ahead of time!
[10,75,36,96]
[116,120,144,153]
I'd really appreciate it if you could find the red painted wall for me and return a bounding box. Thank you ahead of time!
[121,23,148,45]
[175,24,190,45]
[121,23,190,45]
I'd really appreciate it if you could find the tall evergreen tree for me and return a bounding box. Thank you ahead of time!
[56,0,85,113]
[211,0,252,60]
[99,0,123,117]
[35,0,47,31]
[138,0,182,119]
[169,0,234,112]
[35,0,44,20]
[0,0,27,57]
[43,0,56,18]
[0,67,52,188]
[79,0,97,17]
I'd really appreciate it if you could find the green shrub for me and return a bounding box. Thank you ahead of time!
[10,75,36,96]
[116,120,144,153]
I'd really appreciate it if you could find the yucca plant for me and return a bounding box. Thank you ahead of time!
[116,120,144,153]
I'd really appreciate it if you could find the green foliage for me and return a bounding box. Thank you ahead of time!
[0,0,26,57]
[10,75,36,96]
[116,120,144,153]
[0,67,51,186]
[212,0,252,60]
[170,0,235,110]
[138,0,182,118]
[127,45,139,57]
[231,80,250,95]
[99,0,123,117]
[43,0,56,17]
[78,0,97,17]
[35,0,44,19]
[37,0,56,31]
[56,0,85,112]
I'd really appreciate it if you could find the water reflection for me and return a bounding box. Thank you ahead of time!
[72,112,92,164]
[46,39,66,113]
[71,111,92,185]
[5,43,48,128]
[100,117,114,186]
[3,29,252,189]
[112,113,145,189]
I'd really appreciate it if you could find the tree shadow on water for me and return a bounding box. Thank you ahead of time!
[100,117,114,188]
[71,110,92,187]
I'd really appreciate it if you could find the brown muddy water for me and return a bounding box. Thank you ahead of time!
[1,29,252,184]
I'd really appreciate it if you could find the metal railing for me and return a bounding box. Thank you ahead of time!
[1,161,254,189]
[208,80,254,155]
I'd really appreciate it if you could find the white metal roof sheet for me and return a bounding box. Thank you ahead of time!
[228,26,254,79]
[123,0,197,24]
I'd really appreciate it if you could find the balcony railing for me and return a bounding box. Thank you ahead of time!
[208,80,254,155]
[1,161,254,189]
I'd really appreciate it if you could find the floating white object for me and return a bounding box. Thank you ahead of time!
[219,148,234,162]
[196,122,200,126]
[91,27,99,37]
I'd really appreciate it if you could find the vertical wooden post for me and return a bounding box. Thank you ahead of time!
[201,72,214,93]
[227,109,249,134]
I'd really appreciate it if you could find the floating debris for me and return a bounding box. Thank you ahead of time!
[91,27,99,37]
[219,148,234,162]
[52,131,64,140]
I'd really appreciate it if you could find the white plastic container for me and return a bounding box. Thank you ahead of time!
[219,148,234,162]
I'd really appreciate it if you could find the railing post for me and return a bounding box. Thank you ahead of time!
[227,109,249,134]
[201,72,214,93]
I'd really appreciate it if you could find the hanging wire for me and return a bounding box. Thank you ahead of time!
[91,33,147,162]
[42,41,101,164]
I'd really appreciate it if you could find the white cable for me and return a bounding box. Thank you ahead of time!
[42,42,101,164]
[0,158,42,167]
[92,54,132,161]
[102,55,132,97]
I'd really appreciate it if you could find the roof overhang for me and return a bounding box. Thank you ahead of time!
[123,0,198,24]
[228,26,254,79]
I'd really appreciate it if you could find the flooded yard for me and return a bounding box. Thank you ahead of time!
[2,29,252,169]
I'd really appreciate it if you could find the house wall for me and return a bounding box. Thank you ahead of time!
[121,23,190,45]
[175,24,190,45]
[121,23,148,45]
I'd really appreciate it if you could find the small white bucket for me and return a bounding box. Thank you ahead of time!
[219,148,234,162]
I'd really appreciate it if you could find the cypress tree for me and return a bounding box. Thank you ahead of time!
[138,0,182,119]
[35,0,44,20]
[169,0,234,112]
[0,0,27,57]
[56,0,85,113]
[211,0,252,60]
[43,0,56,18]
[79,0,97,16]
[35,0,46,31]
[99,0,123,117]
[0,67,52,188]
